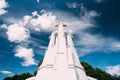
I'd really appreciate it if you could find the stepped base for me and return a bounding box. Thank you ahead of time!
[26,68,97,80]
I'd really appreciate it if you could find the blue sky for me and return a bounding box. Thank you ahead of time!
[0,0,120,79]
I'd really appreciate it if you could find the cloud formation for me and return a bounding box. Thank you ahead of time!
[94,0,107,3]
[1,10,56,66]
[75,32,120,56]
[6,23,30,43]
[29,11,56,31]
[36,0,40,3]
[106,65,120,76]
[0,70,14,76]
[60,4,120,57]
[0,0,8,15]
[66,2,80,9]
[2,3,120,59]
[21,11,56,32]
[52,4,100,32]
[4,4,99,34]
[14,46,37,66]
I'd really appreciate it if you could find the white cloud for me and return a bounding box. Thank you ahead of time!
[0,0,9,15]
[32,11,38,16]
[55,5,120,57]
[111,42,120,51]
[23,15,32,26]
[48,8,99,32]
[2,6,100,57]
[0,24,7,29]
[75,31,120,57]
[0,70,12,74]
[3,5,120,58]
[51,4,99,32]
[75,32,103,56]
[66,2,80,9]
[29,11,56,31]
[4,5,99,32]
[0,70,14,76]
[15,11,56,32]
[6,23,30,42]
[94,0,107,3]
[17,6,98,32]
[36,0,40,3]
[0,9,7,15]
[14,46,37,66]
[3,17,20,24]
[39,45,47,50]
[106,65,120,76]
[65,3,98,31]
[80,4,100,20]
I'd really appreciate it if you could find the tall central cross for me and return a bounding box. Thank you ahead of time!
[55,22,67,37]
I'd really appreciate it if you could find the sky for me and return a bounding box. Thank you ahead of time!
[0,0,120,79]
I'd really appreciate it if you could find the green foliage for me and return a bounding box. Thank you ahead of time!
[33,59,43,76]
[38,59,43,67]
[81,62,120,80]
[34,70,37,76]
[3,73,33,80]
[3,77,12,80]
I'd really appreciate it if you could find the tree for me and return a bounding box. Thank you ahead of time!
[38,59,43,67]
[33,60,43,76]
[81,62,119,80]
[3,77,12,80]
[3,73,33,80]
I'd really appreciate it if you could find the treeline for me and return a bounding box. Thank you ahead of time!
[81,62,120,80]
[3,73,33,80]
[3,61,120,80]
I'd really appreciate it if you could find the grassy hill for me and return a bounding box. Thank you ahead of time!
[81,62,120,80]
